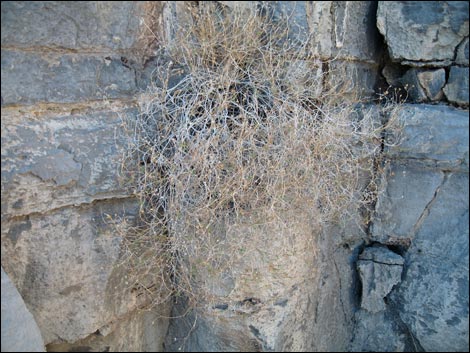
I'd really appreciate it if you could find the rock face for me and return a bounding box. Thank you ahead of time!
[1,267,46,352]
[444,66,470,106]
[390,173,469,352]
[1,1,170,351]
[165,213,362,352]
[370,104,469,352]
[1,1,469,352]
[357,246,404,313]
[377,1,469,63]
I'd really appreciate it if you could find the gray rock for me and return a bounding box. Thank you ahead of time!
[358,246,404,313]
[349,310,410,352]
[331,2,383,62]
[0,2,146,51]
[46,308,170,352]
[444,66,470,106]
[371,164,444,242]
[377,1,469,63]
[327,60,379,98]
[456,37,469,66]
[1,51,136,105]
[398,69,428,102]
[272,2,381,61]
[394,68,446,102]
[417,69,446,101]
[1,106,137,218]
[382,64,407,87]
[391,173,469,352]
[165,212,359,352]
[0,199,152,344]
[1,267,45,352]
[386,104,469,171]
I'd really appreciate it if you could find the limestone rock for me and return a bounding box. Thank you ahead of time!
[273,2,381,61]
[443,66,470,106]
[327,60,379,98]
[371,164,444,242]
[357,246,404,313]
[385,104,469,171]
[377,1,469,63]
[46,308,170,352]
[1,267,45,352]
[384,67,446,102]
[391,173,469,352]
[0,2,148,51]
[1,51,136,105]
[349,310,410,352]
[456,37,469,66]
[0,199,149,344]
[416,69,446,101]
[1,106,137,218]
[165,213,359,352]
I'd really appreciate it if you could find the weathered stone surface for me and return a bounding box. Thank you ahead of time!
[327,61,379,98]
[330,1,382,62]
[391,173,469,352]
[456,37,469,65]
[443,66,470,106]
[357,246,404,313]
[386,104,469,171]
[272,2,381,61]
[165,211,359,352]
[46,308,170,352]
[1,106,137,218]
[1,267,45,352]
[1,51,136,105]
[417,69,446,101]
[0,199,157,344]
[349,310,411,352]
[377,1,469,63]
[371,164,444,242]
[1,2,147,51]
[383,67,446,102]
[399,69,428,102]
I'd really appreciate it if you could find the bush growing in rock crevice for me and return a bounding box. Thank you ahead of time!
[117,2,400,310]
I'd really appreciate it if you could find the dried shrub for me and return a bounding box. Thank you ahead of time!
[117,2,401,309]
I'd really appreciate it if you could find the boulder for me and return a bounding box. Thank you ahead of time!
[1,51,136,105]
[1,106,137,218]
[357,246,404,313]
[443,66,470,106]
[390,173,469,352]
[377,1,469,63]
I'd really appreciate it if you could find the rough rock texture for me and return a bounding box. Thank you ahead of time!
[385,104,469,171]
[443,66,470,106]
[1,51,136,105]
[456,37,469,65]
[327,61,379,98]
[371,102,469,352]
[1,104,136,219]
[2,199,141,343]
[46,309,170,352]
[350,310,412,352]
[390,173,469,352]
[1,267,46,352]
[1,1,170,351]
[272,1,382,62]
[165,214,362,352]
[395,68,446,102]
[1,2,148,51]
[1,1,469,352]
[357,246,404,313]
[377,1,469,63]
